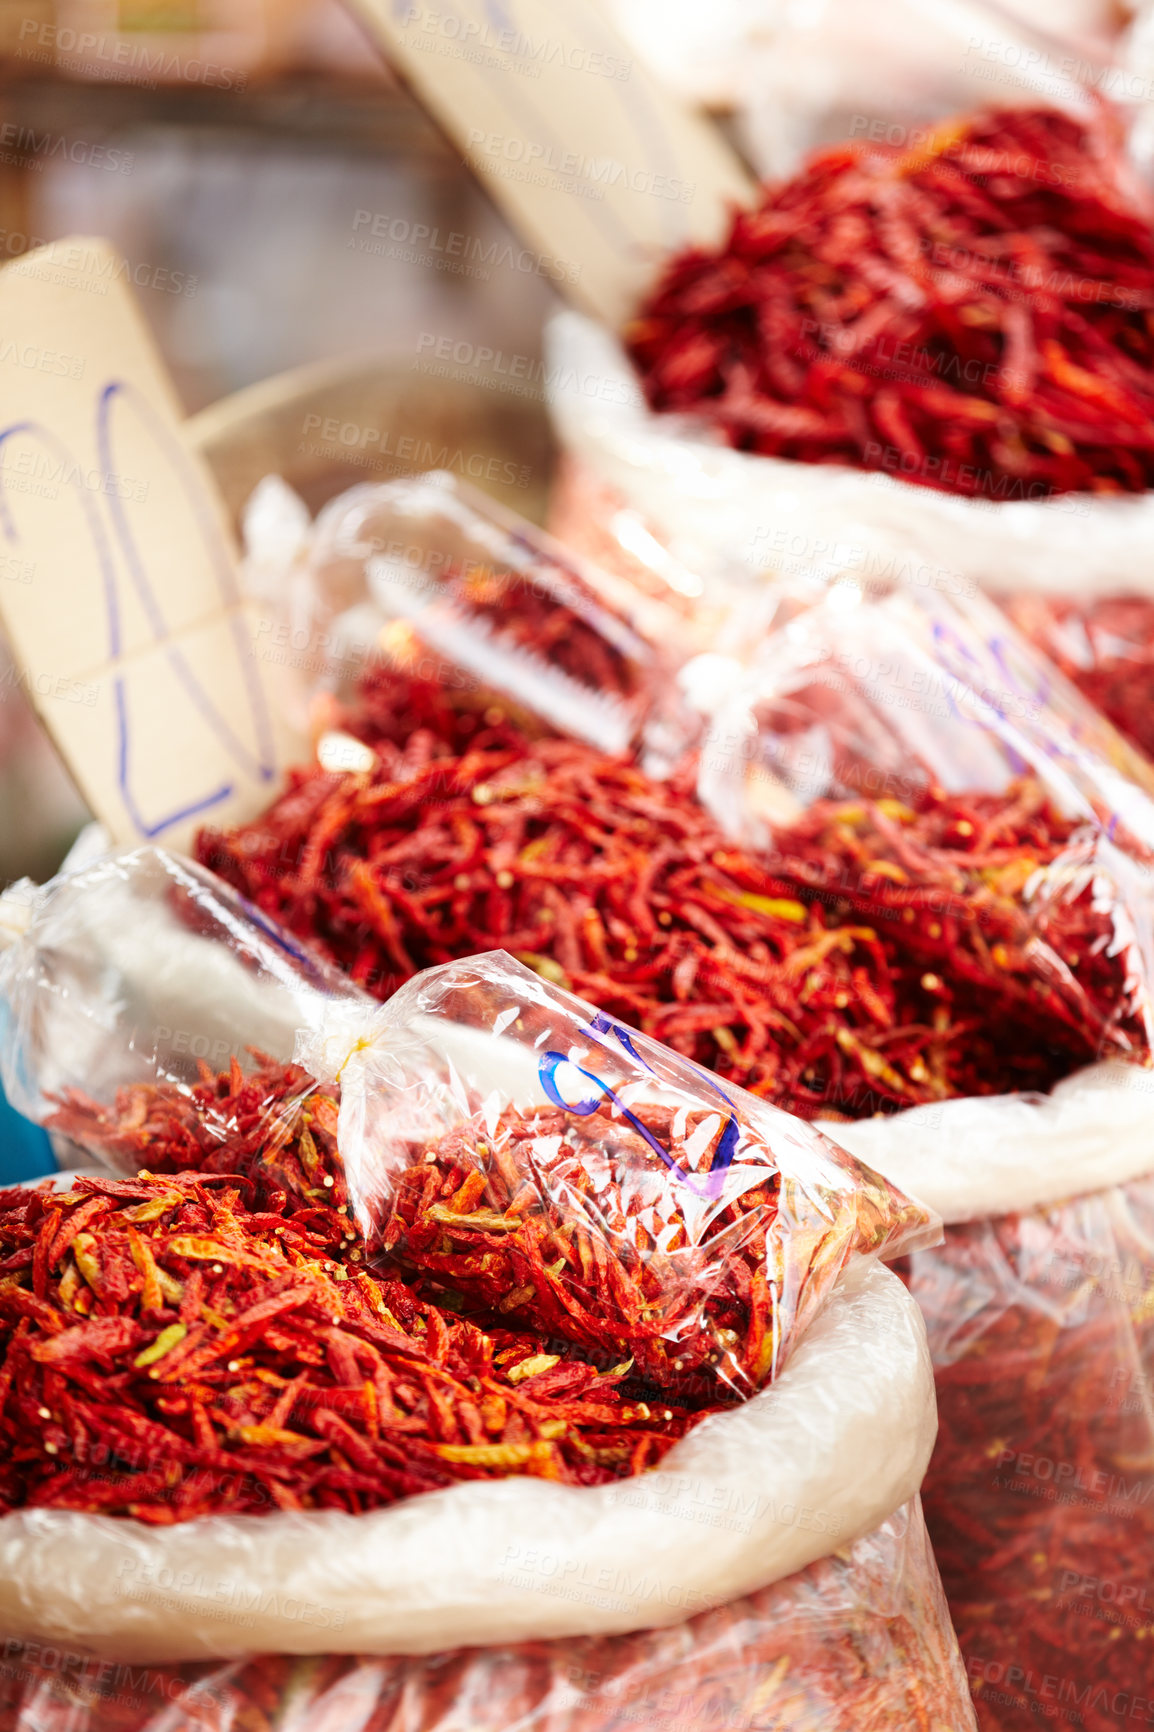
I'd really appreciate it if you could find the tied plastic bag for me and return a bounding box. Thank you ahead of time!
[693,579,1154,1114]
[0,1495,978,1730]
[0,846,371,1148]
[242,469,697,773]
[305,950,936,1405]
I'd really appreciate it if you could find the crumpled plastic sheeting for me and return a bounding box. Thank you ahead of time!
[0,1265,936,1663]
[0,1495,976,1731]
[908,1173,1154,1732]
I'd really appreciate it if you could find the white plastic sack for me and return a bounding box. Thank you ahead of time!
[0,1256,934,1663]
[546,312,1154,601]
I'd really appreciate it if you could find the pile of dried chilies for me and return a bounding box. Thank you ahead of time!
[196,680,1143,1121]
[628,104,1154,499]
[0,1160,699,1522]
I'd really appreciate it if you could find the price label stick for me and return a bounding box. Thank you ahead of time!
[0,237,304,851]
[344,0,755,326]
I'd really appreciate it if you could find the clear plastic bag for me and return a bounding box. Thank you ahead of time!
[307,950,936,1406]
[0,846,370,1145]
[243,470,697,773]
[0,1495,978,1730]
[694,580,1154,1101]
[1002,589,1154,766]
[905,1173,1154,1732]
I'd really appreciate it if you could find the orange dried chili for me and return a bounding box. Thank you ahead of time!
[628,104,1154,500]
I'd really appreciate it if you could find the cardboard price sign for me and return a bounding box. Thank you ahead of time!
[345,0,754,327]
[0,238,300,851]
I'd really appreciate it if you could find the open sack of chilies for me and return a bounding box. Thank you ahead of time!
[186,457,1154,1731]
[0,849,975,1729]
[545,84,1154,602]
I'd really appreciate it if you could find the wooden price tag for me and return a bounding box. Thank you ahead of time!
[0,237,302,851]
[345,0,755,326]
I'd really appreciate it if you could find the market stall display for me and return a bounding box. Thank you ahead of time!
[0,845,971,1732]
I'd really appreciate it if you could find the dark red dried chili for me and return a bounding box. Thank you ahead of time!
[628,104,1154,500]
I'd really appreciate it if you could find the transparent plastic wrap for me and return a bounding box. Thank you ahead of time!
[304,951,937,1405]
[0,1496,978,1730]
[546,65,1154,599]
[693,579,1154,1126]
[0,847,371,1145]
[1003,589,1154,764]
[903,1175,1154,1732]
[243,469,697,773]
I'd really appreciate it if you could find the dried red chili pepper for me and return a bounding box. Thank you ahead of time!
[0,1170,698,1521]
[1005,591,1154,764]
[0,1498,975,1731]
[48,1053,351,1256]
[196,706,1141,1119]
[378,1093,923,1408]
[628,104,1154,500]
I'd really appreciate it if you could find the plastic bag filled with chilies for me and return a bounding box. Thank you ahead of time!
[695,577,1154,1118]
[697,580,1154,1727]
[896,1175,1154,1732]
[0,1497,976,1732]
[306,948,936,1409]
[242,469,698,776]
[0,853,934,1411]
[0,845,373,1205]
